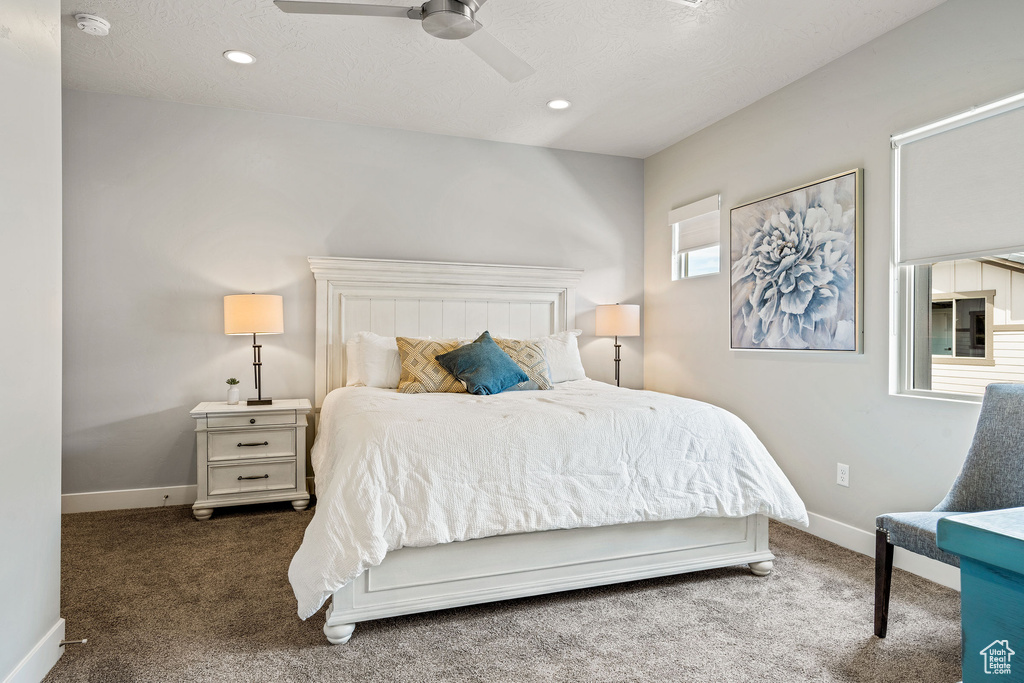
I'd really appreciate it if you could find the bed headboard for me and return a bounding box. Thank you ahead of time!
[308,257,583,412]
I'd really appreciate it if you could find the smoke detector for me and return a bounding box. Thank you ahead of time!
[75,14,111,36]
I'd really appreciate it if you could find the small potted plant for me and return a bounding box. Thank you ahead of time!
[226,377,240,405]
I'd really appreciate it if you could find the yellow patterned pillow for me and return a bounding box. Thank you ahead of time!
[396,337,467,394]
[494,338,553,390]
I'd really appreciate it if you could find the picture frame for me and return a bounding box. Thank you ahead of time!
[730,169,863,352]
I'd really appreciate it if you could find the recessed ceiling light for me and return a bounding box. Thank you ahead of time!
[223,50,256,65]
[547,99,571,111]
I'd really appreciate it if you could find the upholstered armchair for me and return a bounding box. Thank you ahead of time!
[874,383,1024,638]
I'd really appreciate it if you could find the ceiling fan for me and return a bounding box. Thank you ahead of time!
[273,0,534,83]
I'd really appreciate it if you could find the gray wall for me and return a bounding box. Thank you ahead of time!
[643,0,1024,533]
[62,91,644,494]
[0,0,64,678]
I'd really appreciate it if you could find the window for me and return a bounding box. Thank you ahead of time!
[894,91,1024,399]
[682,244,720,278]
[905,260,1014,396]
[930,292,992,362]
[670,194,720,280]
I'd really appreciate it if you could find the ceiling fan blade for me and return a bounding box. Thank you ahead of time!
[273,0,417,18]
[460,29,533,83]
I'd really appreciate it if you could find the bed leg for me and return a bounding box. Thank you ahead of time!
[748,560,773,576]
[324,622,356,645]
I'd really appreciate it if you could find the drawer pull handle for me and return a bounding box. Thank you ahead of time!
[238,474,270,481]
[237,441,269,448]
[250,418,256,424]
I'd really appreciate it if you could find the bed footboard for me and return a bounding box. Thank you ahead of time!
[323,513,772,644]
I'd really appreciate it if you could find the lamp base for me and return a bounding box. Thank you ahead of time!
[246,397,273,406]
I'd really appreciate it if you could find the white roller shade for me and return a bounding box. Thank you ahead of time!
[897,96,1024,265]
[670,194,720,252]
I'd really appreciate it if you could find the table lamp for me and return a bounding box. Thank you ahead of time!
[224,294,284,406]
[595,303,640,387]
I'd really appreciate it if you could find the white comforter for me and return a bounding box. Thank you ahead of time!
[289,380,807,619]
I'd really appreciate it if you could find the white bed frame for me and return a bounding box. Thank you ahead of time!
[308,256,774,645]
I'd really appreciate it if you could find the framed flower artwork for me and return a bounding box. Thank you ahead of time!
[730,169,863,352]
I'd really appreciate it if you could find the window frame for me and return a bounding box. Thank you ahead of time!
[672,243,720,280]
[895,266,1004,402]
[669,195,721,282]
[929,289,995,366]
[892,90,1024,402]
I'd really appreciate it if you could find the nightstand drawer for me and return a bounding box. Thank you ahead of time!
[208,410,297,429]
[208,460,297,496]
[207,428,296,462]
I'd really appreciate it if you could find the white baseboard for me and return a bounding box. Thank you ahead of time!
[62,485,197,514]
[2,618,64,683]
[796,511,961,591]
[61,477,316,514]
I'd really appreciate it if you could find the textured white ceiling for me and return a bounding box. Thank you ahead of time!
[60,0,945,158]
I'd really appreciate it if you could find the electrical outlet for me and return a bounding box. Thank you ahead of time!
[837,463,850,488]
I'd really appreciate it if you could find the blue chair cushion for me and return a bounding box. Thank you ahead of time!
[877,511,968,567]
[435,331,528,396]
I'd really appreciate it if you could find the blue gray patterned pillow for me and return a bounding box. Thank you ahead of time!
[435,331,528,395]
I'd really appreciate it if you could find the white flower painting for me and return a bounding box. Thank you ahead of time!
[730,170,862,351]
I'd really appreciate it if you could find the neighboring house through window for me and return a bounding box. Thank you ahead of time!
[921,257,1024,396]
[670,194,720,280]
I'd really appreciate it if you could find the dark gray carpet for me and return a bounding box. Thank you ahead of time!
[46,504,960,682]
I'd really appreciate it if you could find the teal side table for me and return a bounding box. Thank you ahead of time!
[938,507,1024,683]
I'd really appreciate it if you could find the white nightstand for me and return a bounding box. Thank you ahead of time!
[190,398,312,520]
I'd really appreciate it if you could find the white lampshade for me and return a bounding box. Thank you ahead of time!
[224,294,284,335]
[596,304,640,337]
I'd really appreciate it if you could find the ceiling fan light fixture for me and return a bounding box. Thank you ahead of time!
[223,50,256,65]
[421,0,479,40]
[547,99,572,111]
[272,0,532,82]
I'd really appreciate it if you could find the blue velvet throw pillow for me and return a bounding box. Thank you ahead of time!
[435,331,528,396]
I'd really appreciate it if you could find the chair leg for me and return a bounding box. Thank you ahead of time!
[875,529,894,638]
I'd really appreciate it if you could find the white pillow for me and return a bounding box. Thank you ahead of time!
[535,330,587,383]
[345,332,401,388]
